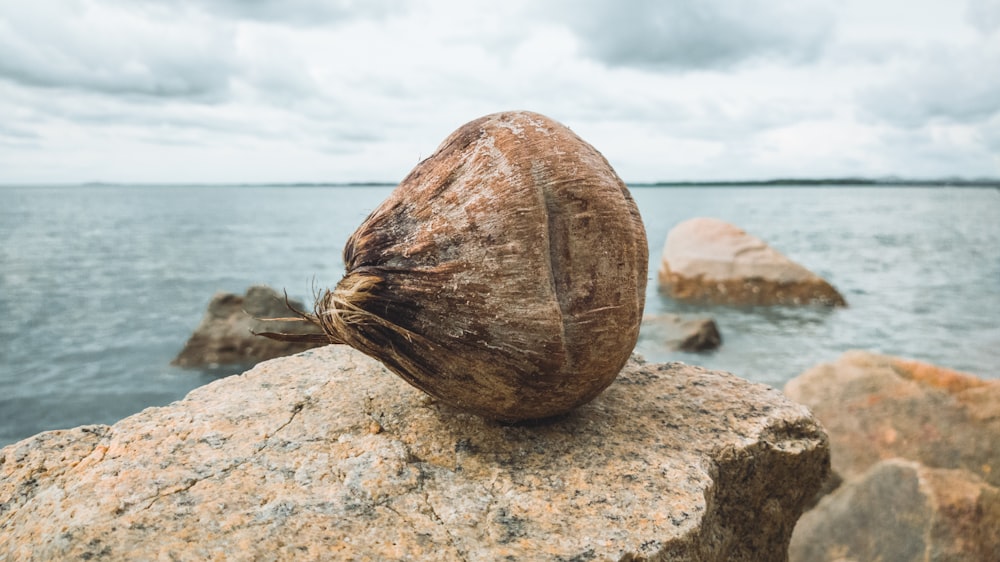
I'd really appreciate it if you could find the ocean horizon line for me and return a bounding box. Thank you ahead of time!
[1,177,999,188]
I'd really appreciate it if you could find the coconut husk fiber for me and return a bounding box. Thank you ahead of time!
[262,111,648,421]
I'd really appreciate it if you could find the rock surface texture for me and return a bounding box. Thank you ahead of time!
[172,285,325,368]
[658,218,846,307]
[2,346,829,561]
[784,350,1000,487]
[790,459,1000,562]
[639,314,723,352]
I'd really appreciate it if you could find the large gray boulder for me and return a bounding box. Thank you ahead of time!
[658,218,846,307]
[172,285,326,368]
[1,346,828,561]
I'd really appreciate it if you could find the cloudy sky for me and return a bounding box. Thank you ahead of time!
[1,0,999,184]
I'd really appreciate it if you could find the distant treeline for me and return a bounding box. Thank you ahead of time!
[251,178,1000,188]
[630,178,1000,187]
[60,178,998,188]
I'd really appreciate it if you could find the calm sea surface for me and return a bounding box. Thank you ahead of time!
[2,184,998,447]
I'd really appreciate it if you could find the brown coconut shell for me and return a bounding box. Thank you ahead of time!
[264,111,647,421]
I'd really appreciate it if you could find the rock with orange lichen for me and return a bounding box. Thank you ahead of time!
[789,459,1000,562]
[785,350,1000,488]
[658,217,846,307]
[1,345,829,561]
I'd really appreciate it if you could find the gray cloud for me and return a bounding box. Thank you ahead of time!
[543,0,835,70]
[0,0,413,108]
[0,122,41,149]
[875,125,1000,178]
[859,45,1000,128]
[1,0,996,183]
[128,0,405,25]
[980,118,1000,153]
[0,1,236,98]
[967,0,1000,34]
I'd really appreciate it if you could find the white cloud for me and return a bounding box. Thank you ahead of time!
[0,0,997,183]
[0,0,236,98]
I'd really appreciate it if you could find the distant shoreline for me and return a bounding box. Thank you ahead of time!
[630,178,1000,188]
[1,178,998,188]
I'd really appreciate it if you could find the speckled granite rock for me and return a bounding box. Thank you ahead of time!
[790,459,1000,562]
[658,218,846,307]
[2,346,829,561]
[785,350,1000,487]
[172,285,325,368]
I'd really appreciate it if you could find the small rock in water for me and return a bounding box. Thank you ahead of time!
[658,217,846,307]
[640,313,723,352]
[173,285,325,368]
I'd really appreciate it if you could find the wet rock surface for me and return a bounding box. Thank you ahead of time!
[2,346,829,561]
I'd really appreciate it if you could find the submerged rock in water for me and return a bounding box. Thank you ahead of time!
[1,345,829,561]
[640,313,723,352]
[790,459,1000,562]
[658,217,846,307]
[172,285,325,368]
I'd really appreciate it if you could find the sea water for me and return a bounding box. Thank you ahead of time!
[1,184,998,446]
